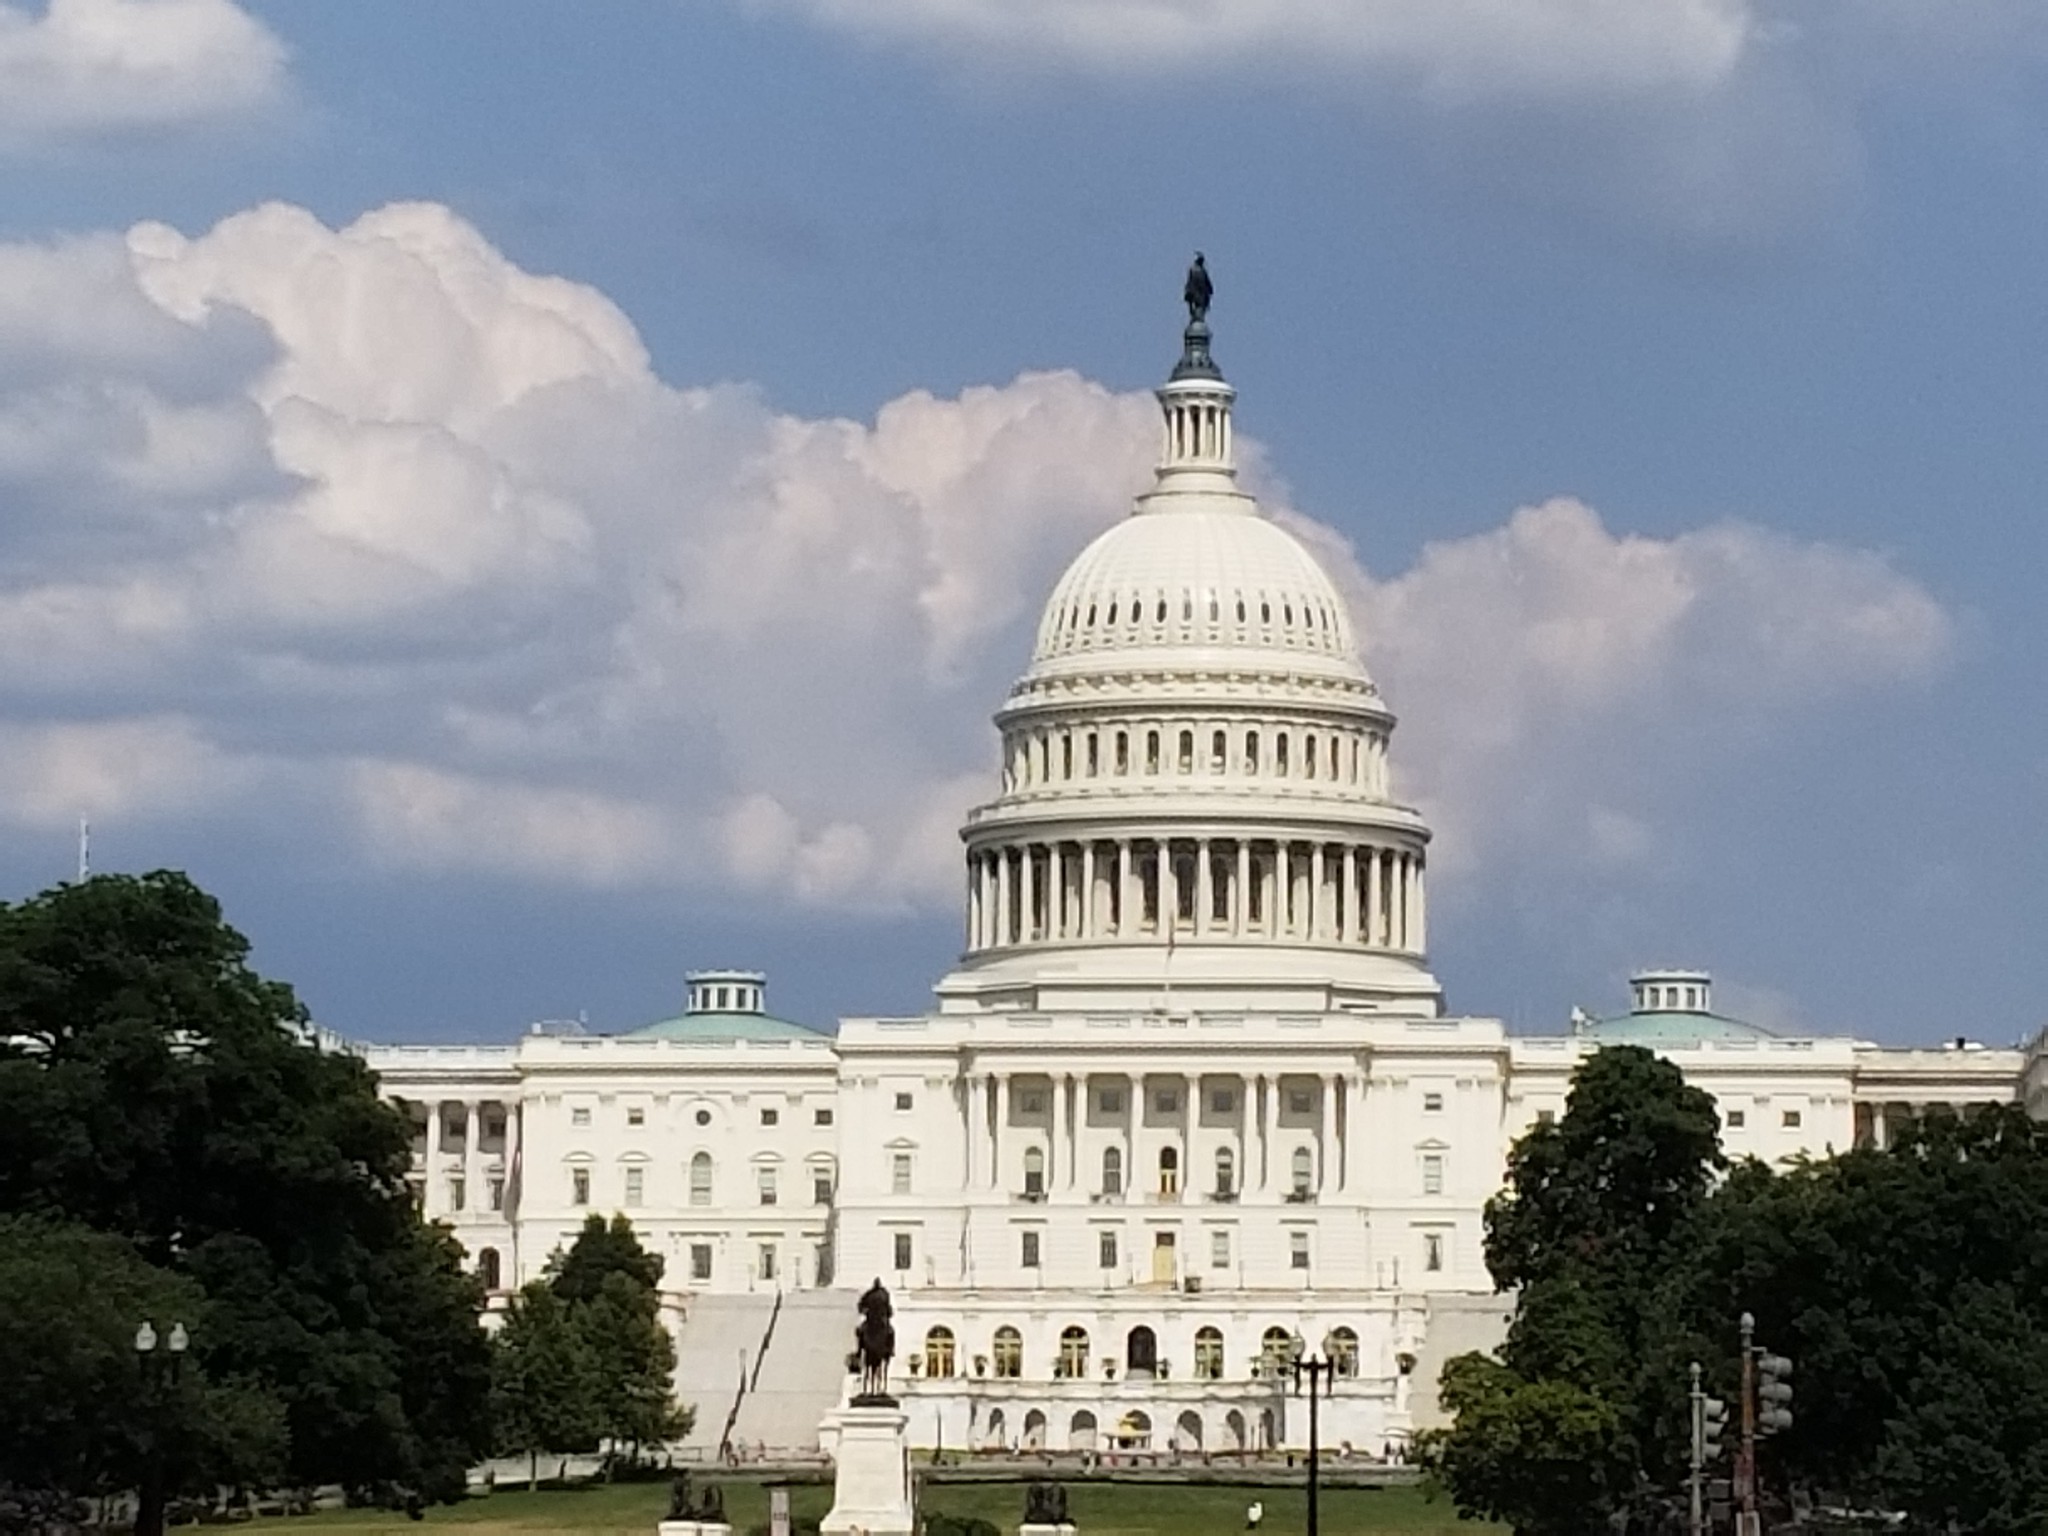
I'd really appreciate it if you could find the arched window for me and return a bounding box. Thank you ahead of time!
[1305,733,1317,778]
[1086,733,1099,777]
[1115,731,1129,775]
[1328,736,1340,779]
[1067,1409,1097,1452]
[993,1326,1022,1379]
[1058,1326,1090,1379]
[924,1326,956,1379]
[477,1247,502,1290]
[689,1152,713,1207]
[1261,1326,1294,1374]
[1276,732,1290,776]
[1327,1327,1359,1378]
[1158,1145,1179,1196]
[1291,1145,1314,1196]
[1177,730,1193,773]
[1061,735,1073,780]
[1195,1326,1224,1380]
[1211,730,1227,772]
[1245,730,1260,774]
[1214,1146,1236,1198]
[1145,730,1160,774]
[1101,1145,1123,1197]
[1022,1145,1045,1199]
[1126,1325,1158,1377]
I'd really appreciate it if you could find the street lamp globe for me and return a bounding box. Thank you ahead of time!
[167,1323,189,1354]
[134,1321,158,1355]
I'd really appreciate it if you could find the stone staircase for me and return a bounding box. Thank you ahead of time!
[670,1293,778,1456]
[729,1290,851,1453]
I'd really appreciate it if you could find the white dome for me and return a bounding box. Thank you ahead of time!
[1030,504,1366,681]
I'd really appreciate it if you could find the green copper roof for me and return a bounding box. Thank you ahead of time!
[620,1010,826,1044]
[1582,1010,1774,1047]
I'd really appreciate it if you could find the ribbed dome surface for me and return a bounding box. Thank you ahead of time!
[1031,506,1365,677]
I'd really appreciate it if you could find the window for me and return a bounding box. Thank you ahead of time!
[1099,1088,1124,1113]
[1245,730,1260,773]
[1211,730,1227,771]
[1062,736,1073,779]
[1154,1088,1179,1114]
[441,1175,462,1212]
[894,1092,914,1112]
[1157,1146,1179,1196]
[478,1247,501,1290]
[1423,1092,1444,1113]
[757,1165,778,1206]
[1214,1147,1236,1197]
[1020,1092,1044,1114]
[814,1107,834,1126]
[1177,730,1193,773]
[689,1152,713,1207]
[623,1166,644,1206]
[1535,1109,1556,1126]
[893,1231,913,1271]
[1276,733,1290,776]
[1087,734,1099,776]
[1291,1146,1314,1196]
[923,1326,956,1379]
[1290,1231,1310,1270]
[1210,1230,1231,1269]
[1304,733,1317,778]
[571,1167,590,1206]
[1101,1146,1123,1197]
[759,1243,777,1282]
[1211,1088,1235,1113]
[1023,1146,1045,1198]
[1288,1089,1313,1114]
[488,1176,505,1212]
[1782,1109,1803,1129]
[1424,1232,1444,1272]
[814,1170,835,1205]
[892,1153,913,1194]
[760,1107,780,1126]
[1021,1230,1041,1267]
[1146,730,1161,774]
[1726,1110,1747,1129]
[1195,1326,1225,1380]
[1115,732,1129,774]
[1098,1230,1118,1269]
[1422,1154,1444,1196]
[1328,1327,1359,1377]
[571,1106,591,1128]
[1058,1326,1090,1379]
[994,1326,1023,1378]
[695,1108,712,1127]
[627,1106,645,1127]
[690,1243,712,1282]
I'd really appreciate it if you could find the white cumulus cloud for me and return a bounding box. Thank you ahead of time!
[0,200,1956,923]
[0,0,286,144]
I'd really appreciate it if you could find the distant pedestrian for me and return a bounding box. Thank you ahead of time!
[1246,1501,1264,1530]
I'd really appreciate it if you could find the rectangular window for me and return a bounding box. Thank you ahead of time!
[1154,1089,1179,1113]
[488,1177,505,1212]
[1211,1230,1231,1269]
[624,1166,644,1206]
[1021,1231,1041,1268]
[757,1166,778,1206]
[448,1176,466,1212]
[1782,1109,1803,1129]
[760,1107,780,1126]
[1425,1232,1444,1272]
[1086,734,1099,776]
[1021,1092,1045,1114]
[1098,1231,1118,1269]
[571,1167,590,1206]
[690,1243,712,1282]
[892,1153,913,1194]
[1423,1092,1444,1112]
[1288,1089,1313,1114]
[893,1231,913,1271]
[1535,1109,1556,1126]
[1726,1109,1747,1129]
[1290,1231,1310,1270]
[894,1092,914,1112]
[759,1243,777,1281]
[627,1105,645,1126]
[571,1106,591,1128]
[1099,1089,1124,1113]
[1422,1154,1444,1196]
[1210,1089,1235,1113]
[815,1107,834,1126]
[814,1173,834,1205]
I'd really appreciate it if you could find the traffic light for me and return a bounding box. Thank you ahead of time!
[1757,1352,1794,1436]
[1700,1394,1729,1461]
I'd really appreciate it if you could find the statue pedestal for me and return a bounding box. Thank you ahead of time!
[821,1404,914,1536]
[1020,1524,1078,1536]
[659,1525,733,1536]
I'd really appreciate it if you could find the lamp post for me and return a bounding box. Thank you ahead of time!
[1287,1333,1335,1536]
[134,1320,189,1536]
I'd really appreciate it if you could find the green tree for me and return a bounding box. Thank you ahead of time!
[0,872,492,1504]
[546,1215,688,1466]
[1421,1046,1724,1536]
[491,1282,601,1489]
[548,1213,664,1305]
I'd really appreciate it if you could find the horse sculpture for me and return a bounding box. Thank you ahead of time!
[848,1276,896,1404]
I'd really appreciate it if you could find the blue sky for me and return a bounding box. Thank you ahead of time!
[0,0,2044,1044]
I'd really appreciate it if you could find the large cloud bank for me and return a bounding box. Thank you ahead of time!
[0,201,1952,912]
[0,0,285,143]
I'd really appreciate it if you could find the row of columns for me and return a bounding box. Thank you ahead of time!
[415,1098,517,1219]
[962,1070,1359,1200]
[965,837,1423,954]
[1005,722,1386,795]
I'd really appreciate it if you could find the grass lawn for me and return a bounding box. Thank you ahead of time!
[243,1477,1492,1536]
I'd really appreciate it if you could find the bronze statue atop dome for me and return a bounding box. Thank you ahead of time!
[1184,252,1213,323]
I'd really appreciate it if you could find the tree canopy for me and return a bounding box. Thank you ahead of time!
[0,872,492,1505]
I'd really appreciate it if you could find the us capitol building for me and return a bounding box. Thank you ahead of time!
[364,290,2041,1459]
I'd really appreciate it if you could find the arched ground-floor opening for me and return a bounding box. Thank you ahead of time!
[1067,1410,1097,1453]
[1173,1410,1203,1453]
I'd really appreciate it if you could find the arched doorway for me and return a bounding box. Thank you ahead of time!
[1225,1409,1247,1452]
[1174,1410,1203,1453]
[1023,1409,1047,1451]
[1126,1324,1158,1378]
[1115,1410,1153,1450]
[1068,1410,1098,1452]
[985,1408,1007,1451]
[1259,1408,1277,1450]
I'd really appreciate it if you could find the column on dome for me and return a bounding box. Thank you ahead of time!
[1261,842,1278,936]
[1196,838,1213,937]
[1342,845,1359,944]
[1365,846,1382,948]
[1118,840,1135,940]
[1162,841,1180,942]
[1234,840,1251,938]
[1081,842,1097,939]
[1020,845,1037,943]
[1398,853,1413,951]
[1310,843,1327,941]
[1415,855,1427,953]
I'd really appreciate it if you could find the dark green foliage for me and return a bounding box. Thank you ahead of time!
[491,1282,602,1485]
[922,1515,1001,1536]
[548,1212,665,1304]
[0,872,493,1502]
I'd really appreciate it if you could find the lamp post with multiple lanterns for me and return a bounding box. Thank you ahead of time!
[133,1320,189,1536]
[1287,1333,1336,1536]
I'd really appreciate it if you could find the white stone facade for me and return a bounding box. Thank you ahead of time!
[363,314,2038,1452]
